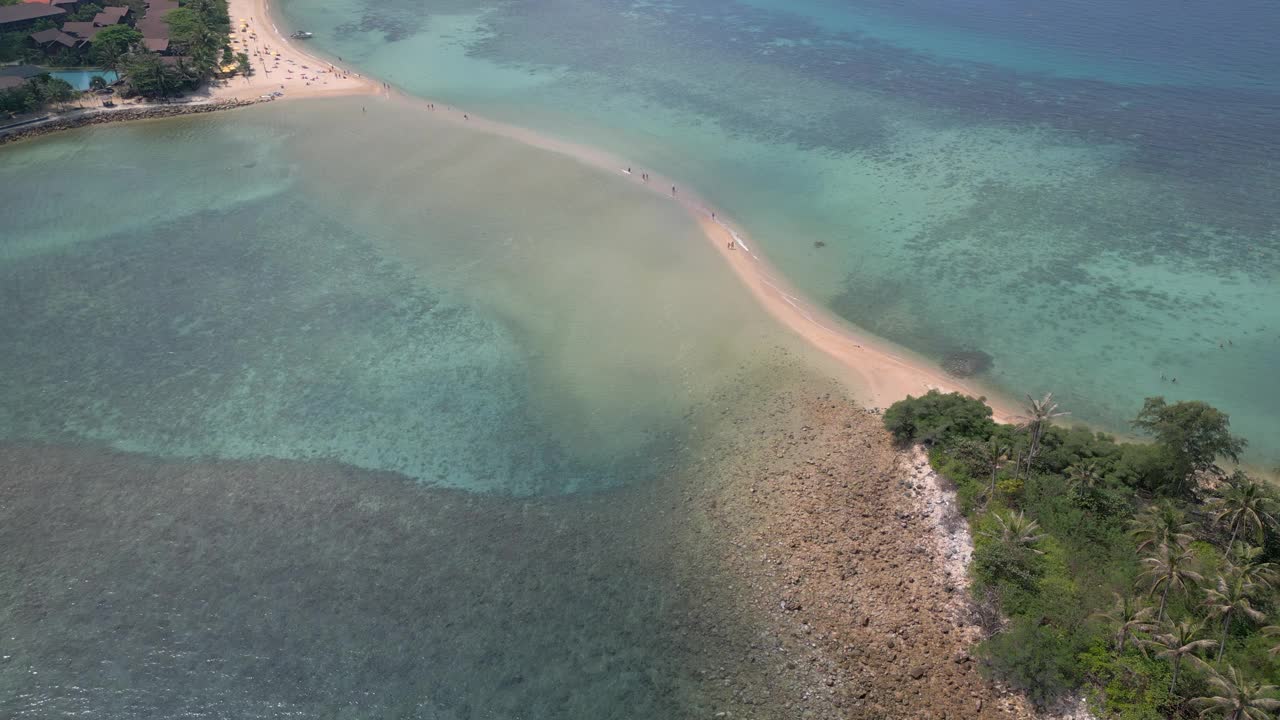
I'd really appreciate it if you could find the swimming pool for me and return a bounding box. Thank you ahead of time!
[47,70,119,91]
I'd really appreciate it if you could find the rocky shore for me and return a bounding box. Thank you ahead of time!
[0,98,264,146]
[681,378,1048,719]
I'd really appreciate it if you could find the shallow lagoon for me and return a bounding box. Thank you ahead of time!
[278,0,1280,462]
[0,98,805,494]
[0,98,828,717]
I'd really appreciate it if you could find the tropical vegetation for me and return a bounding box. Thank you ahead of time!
[884,390,1279,718]
[119,0,236,98]
[1,0,239,100]
[0,73,75,116]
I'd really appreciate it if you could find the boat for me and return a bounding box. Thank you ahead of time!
[290,31,314,39]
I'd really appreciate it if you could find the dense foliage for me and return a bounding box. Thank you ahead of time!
[885,390,1279,718]
[1,0,235,97]
[0,73,75,116]
[117,0,232,98]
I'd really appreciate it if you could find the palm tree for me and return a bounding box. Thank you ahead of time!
[1210,474,1279,548]
[1092,592,1156,653]
[1262,625,1280,657]
[982,510,1047,554]
[1067,460,1103,492]
[1189,665,1280,720]
[1139,542,1204,622]
[978,437,1010,508]
[1203,570,1266,661]
[1226,543,1278,591]
[1144,619,1217,693]
[1132,500,1196,554]
[1020,392,1069,476]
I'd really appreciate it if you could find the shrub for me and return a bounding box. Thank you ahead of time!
[980,617,1078,707]
[1077,644,1172,720]
[882,390,995,446]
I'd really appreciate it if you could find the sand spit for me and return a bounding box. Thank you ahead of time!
[213,0,1021,422]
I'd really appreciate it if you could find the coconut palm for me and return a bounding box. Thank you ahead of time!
[1067,460,1103,493]
[1132,500,1196,554]
[1189,665,1280,720]
[1226,543,1279,592]
[1139,542,1204,622]
[1019,392,1069,476]
[1262,625,1280,656]
[1210,474,1279,548]
[1144,619,1217,693]
[981,510,1046,554]
[977,437,1011,508]
[1203,570,1266,661]
[1092,592,1156,653]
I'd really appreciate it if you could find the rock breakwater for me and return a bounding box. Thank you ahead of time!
[0,98,264,146]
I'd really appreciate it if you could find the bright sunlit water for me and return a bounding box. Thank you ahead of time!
[277,0,1280,463]
[0,99,823,716]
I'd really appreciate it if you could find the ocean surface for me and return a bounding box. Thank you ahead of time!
[3,0,1279,716]
[0,100,828,715]
[277,0,1280,463]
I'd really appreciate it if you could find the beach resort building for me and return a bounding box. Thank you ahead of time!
[19,0,172,59]
[0,4,67,32]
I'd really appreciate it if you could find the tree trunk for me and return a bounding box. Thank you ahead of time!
[1027,423,1043,473]
[1169,655,1181,693]
[1158,584,1170,623]
[1219,611,1231,661]
[1227,519,1240,551]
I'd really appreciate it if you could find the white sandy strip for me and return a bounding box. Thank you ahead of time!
[204,0,378,101]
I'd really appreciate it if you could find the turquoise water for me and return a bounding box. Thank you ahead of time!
[48,69,119,90]
[0,100,797,494]
[0,99,818,716]
[4,0,1279,713]
[277,0,1280,464]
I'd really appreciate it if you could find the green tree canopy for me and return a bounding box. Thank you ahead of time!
[1132,397,1246,496]
[91,24,143,71]
[121,51,180,98]
[163,7,204,43]
[882,389,995,446]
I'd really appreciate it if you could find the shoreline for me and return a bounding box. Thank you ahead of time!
[693,381,1043,718]
[0,98,264,146]
[207,0,378,102]
[235,0,1023,424]
[2,0,1021,423]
